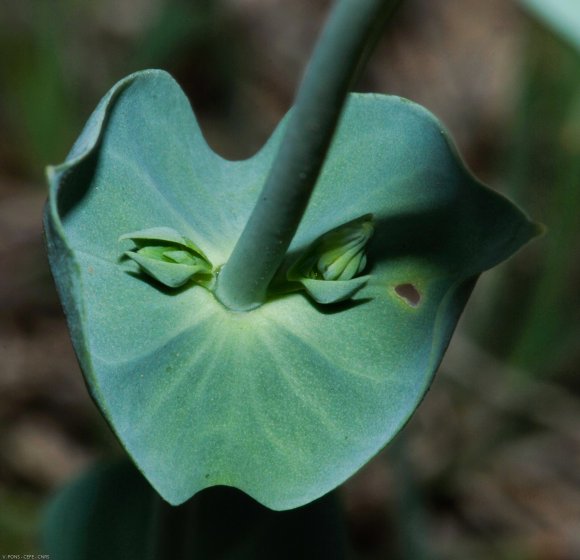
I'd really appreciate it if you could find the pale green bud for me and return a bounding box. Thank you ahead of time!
[119,227,214,289]
[290,214,374,282]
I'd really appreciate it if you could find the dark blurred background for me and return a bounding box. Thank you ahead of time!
[1,0,580,558]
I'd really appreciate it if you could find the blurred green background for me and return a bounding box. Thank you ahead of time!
[1,0,580,558]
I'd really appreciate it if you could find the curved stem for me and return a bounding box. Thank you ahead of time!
[215,0,401,311]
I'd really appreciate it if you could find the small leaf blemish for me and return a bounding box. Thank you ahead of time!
[395,283,421,307]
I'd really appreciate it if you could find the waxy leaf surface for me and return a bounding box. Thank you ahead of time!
[521,0,580,52]
[43,460,345,559]
[45,70,537,510]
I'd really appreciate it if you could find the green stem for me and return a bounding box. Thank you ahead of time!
[215,0,401,311]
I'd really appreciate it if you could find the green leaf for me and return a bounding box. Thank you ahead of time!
[42,460,346,560]
[123,249,210,288]
[45,70,538,510]
[520,0,580,52]
[42,462,155,560]
[300,276,370,304]
[120,226,213,288]
[120,226,210,259]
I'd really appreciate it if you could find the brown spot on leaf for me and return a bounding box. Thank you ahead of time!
[395,283,421,307]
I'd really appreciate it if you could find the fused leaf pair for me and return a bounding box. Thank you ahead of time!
[45,70,537,510]
[521,0,580,52]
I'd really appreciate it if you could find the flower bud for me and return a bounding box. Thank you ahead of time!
[293,214,374,282]
[119,227,214,288]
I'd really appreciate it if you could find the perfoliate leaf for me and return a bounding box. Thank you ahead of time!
[520,0,580,52]
[45,70,538,510]
[43,460,346,560]
[42,462,154,560]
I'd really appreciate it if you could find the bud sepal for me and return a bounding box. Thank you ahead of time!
[287,214,374,303]
[120,226,214,289]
